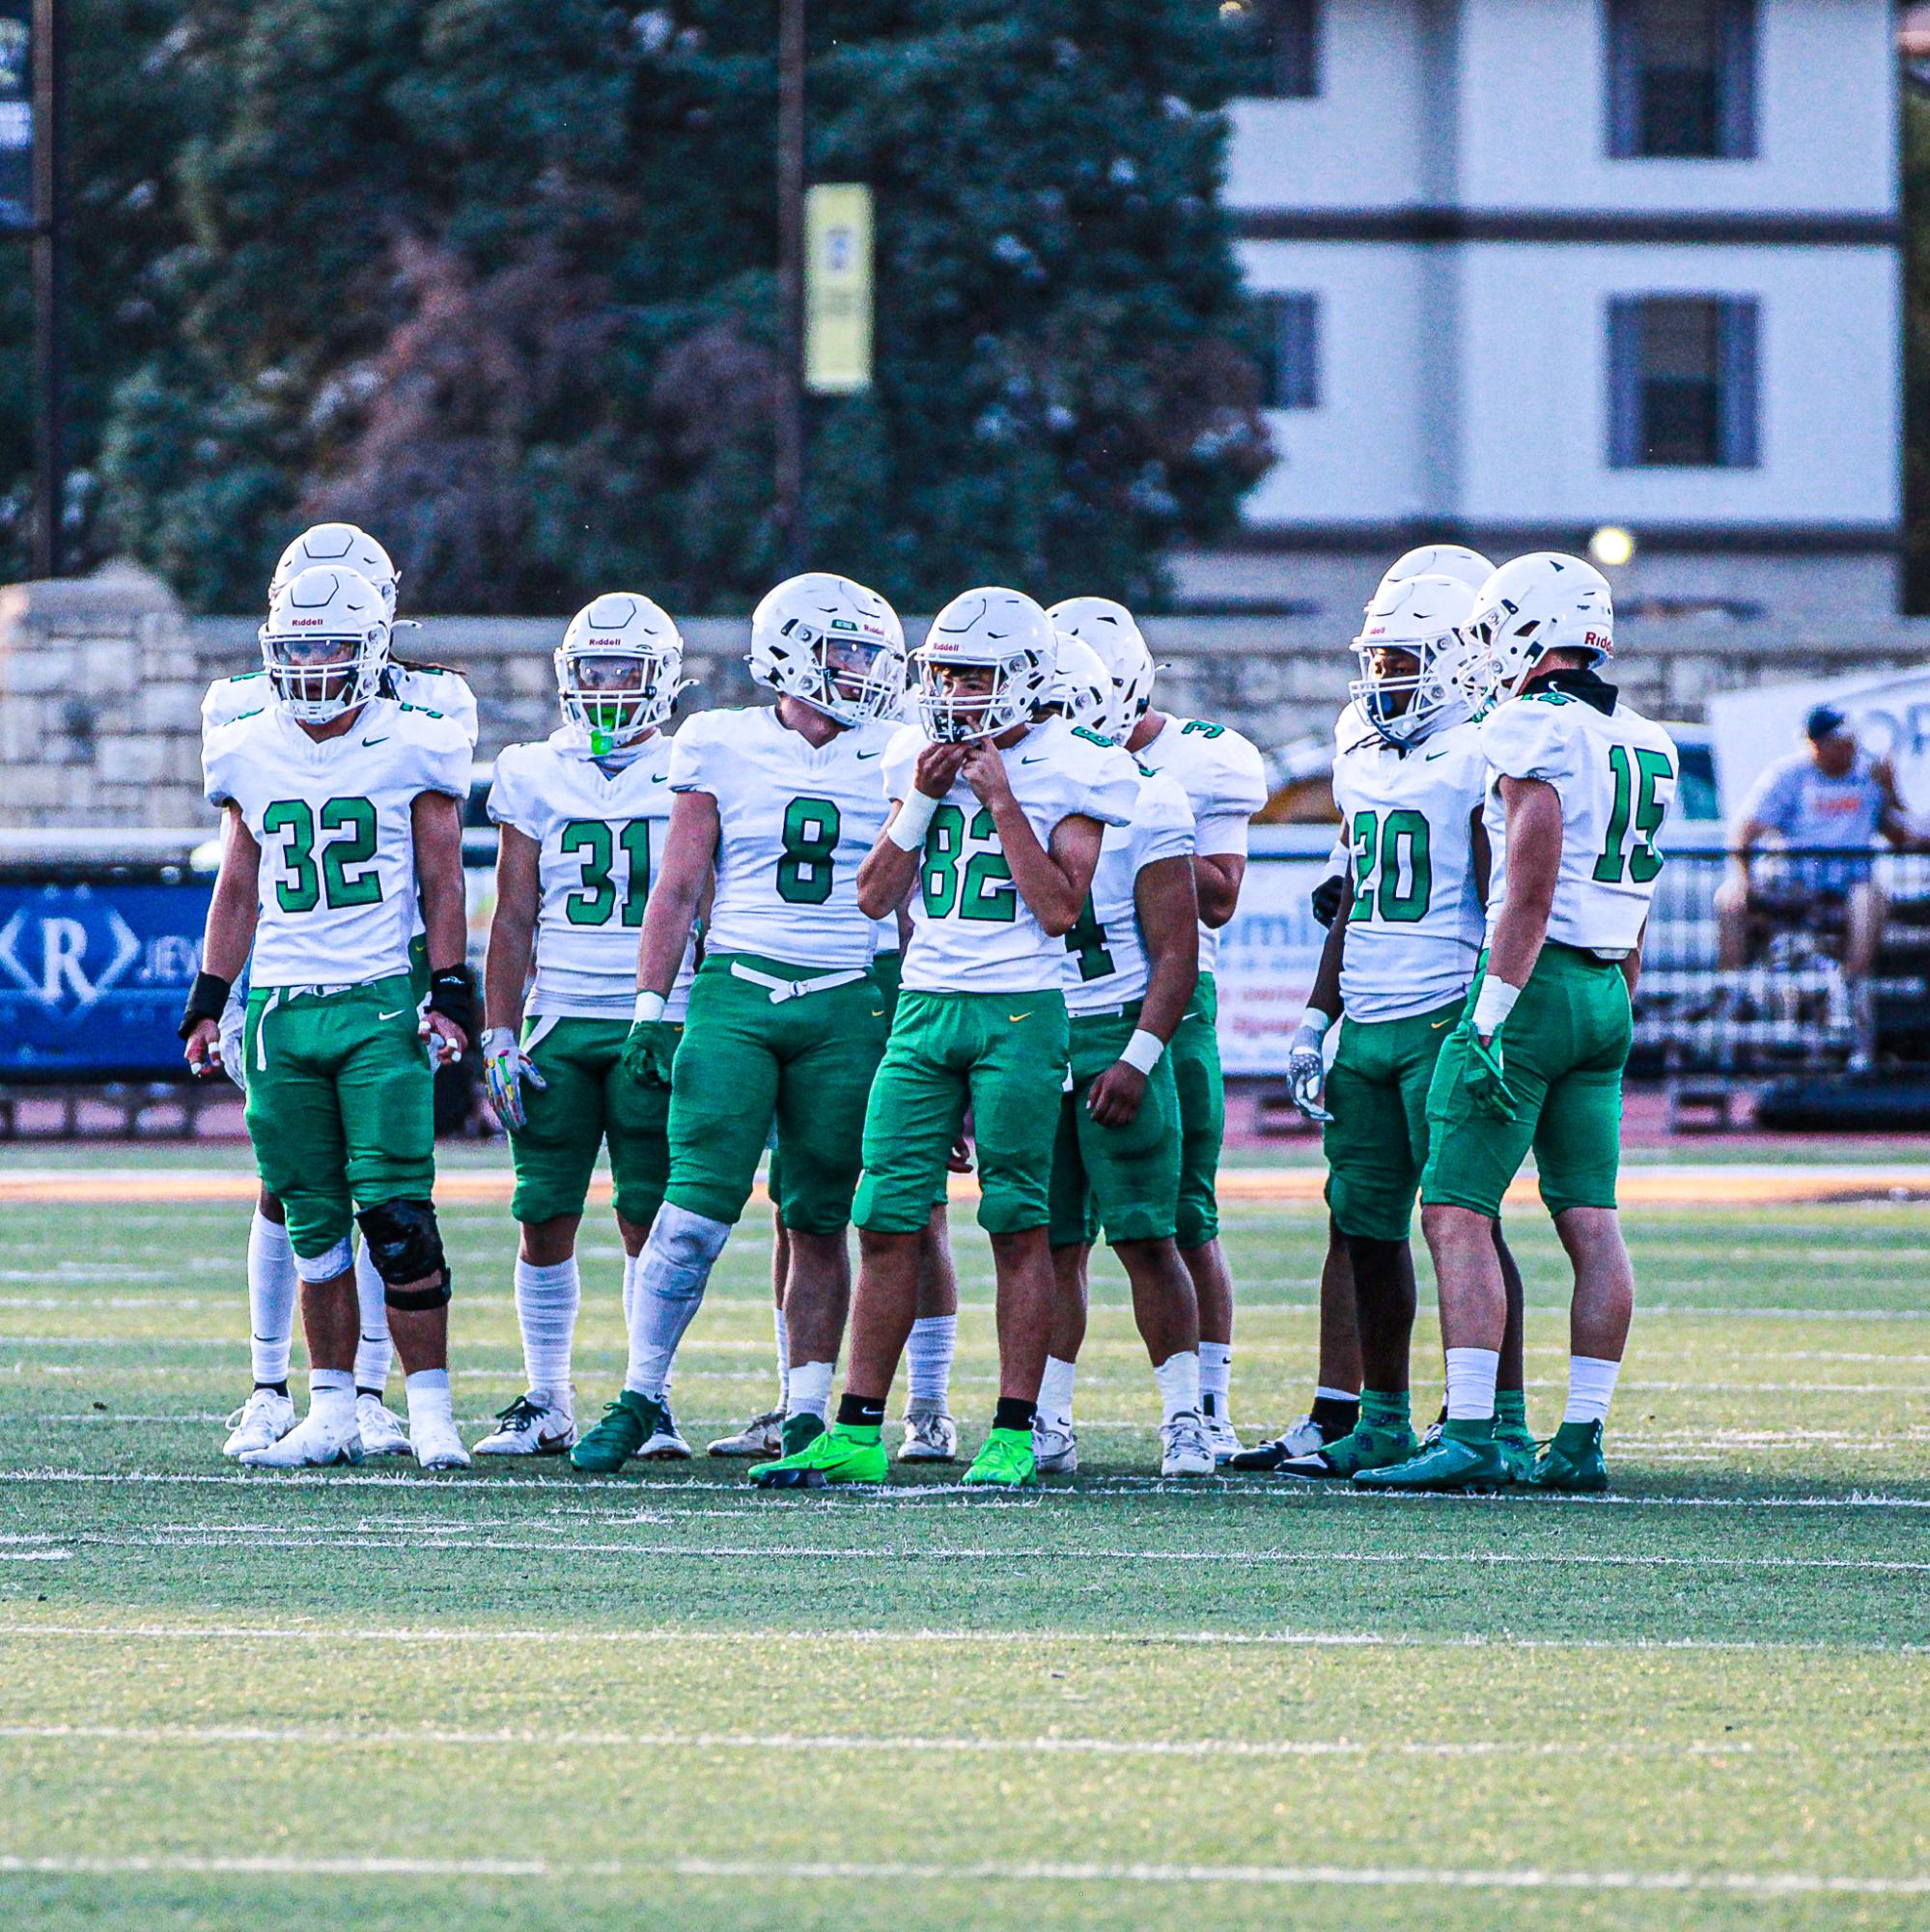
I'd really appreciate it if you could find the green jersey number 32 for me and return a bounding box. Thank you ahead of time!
[262,797,381,914]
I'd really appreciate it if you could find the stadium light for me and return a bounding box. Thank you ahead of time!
[1589,525,1636,569]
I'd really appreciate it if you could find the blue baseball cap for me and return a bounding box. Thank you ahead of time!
[1804,703,1848,742]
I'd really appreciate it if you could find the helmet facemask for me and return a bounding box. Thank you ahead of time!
[915,644,1051,744]
[764,619,907,727]
[260,623,388,725]
[1349,630,1479,748]
[556,645,679,753]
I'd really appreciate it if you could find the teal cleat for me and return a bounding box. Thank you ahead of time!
[1534,1419,1609,1493]
[568,1389,663,1474]
[1495,1421,1539,1485]
[1352,1421,1509,1495]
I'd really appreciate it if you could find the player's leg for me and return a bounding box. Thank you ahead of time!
[753,993,965,1488]
[222,1185,300,1457]
[350,1243,409,1456]
[1492,1226,1534,1478]
[1038,1089,1096,1473]
[1170,976,1239,1457]
[711,1138,789,1458]
[900,1202,961,1460]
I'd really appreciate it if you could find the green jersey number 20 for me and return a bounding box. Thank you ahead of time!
[1348,807,1433,925]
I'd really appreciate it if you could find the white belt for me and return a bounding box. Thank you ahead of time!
[728,962,869,1005]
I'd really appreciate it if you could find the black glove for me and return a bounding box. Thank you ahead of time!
[178,970,232,1041]
[427,966,477,1041]
[1310,874,1346,930]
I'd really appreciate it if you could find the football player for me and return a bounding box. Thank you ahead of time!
[571,574,907,1473]
[1238,574,1532,1481]
[1033,638,1211,1479]
[472,594,695,1456]
[1050,598,1267,1461]
[183,566,475,1468]
[1361,554,1678,1494]
[206,524,477,1462]
[750,588,1139,1490]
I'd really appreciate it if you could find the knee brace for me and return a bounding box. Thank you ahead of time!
[356,1199,452,1309]
[293,1236,354,1285]
[641,1203,732,1302]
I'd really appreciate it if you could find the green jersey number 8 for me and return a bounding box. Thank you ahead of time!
[777,796,841,905]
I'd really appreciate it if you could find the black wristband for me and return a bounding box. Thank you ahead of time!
[427,966,476,1038]
[178,970,233,1040]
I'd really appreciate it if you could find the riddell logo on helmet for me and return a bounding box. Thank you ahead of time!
[1585,630,1610,651]
[292,617,324,627]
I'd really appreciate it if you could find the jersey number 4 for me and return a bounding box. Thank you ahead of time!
[1348,808,1432,925]
[561,820,652,927]
[262,798,381,913]
[1592,746,1672,886]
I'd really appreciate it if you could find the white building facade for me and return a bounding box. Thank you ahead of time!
[1182,0,1902,621]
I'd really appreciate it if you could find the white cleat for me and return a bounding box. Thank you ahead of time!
[707,1409,783,1458]
[1274,1414,1329,1461]
[899,1400,959,1463]
[473,1392,577,1456]
[355,1393,413,1458]
[1159,1409,1216,1477]
[222,1387,296,1459]
[411,1411,472,1470]
[1032,1419,1078,1474]
[1201,1396,1243,1466]
[238,1408,364,1469]
[638,1407,692,1461]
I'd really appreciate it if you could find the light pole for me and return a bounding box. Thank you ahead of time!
[773,0,805,577]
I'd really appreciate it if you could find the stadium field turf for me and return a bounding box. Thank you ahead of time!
[1,1150,1926,1930]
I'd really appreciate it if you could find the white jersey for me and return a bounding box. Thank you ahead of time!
[487,726,694,1022]
[1330,705,1488,1023]
[203,697,471,989]
[1129,714,1267,972]
[871,913,901,959]
[670,707,898,970]
[1063,768,1195,1016]
[204,660,480,750]
[1479,683,1679,957]
[884,714,1141,995]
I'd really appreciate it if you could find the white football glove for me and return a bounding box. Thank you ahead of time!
[482,1026,546,1131]
[1286,1020,1333,1125]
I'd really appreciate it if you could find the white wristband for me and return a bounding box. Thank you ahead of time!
[1471,976,1521,1036]
[886,790,939,852]
[633,991,666,1025]
[1298,1007,1334,1040]
[1119,1028,1165,1076]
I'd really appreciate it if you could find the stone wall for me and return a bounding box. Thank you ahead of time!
[5,567,1929,829]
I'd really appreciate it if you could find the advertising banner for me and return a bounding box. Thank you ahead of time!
[1213,851,1333,1077]
[0,880,210,1078]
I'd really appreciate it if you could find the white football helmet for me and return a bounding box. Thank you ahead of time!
[1376,544,1494,601]
[915,588,1057,742]
[555,592,689,750]
[1048,634,1117,741]
[1047,596,1156,728]
[748,574,906,727]
[1465,552,1613,706]
[1349,574,1481,748]
[259,568,391,724]
[270,524,399,619]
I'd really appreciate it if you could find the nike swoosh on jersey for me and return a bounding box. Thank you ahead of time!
[1008,1012,1031,1022]
[856,750,881,760]
[1425,749,1450,761]
[378,1010,407,1021]
[1021,755,1047,765]
[363,737,391,747]
[651,773,668,782]
[1431,1017,1453,1028]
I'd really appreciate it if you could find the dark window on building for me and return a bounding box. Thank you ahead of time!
[1607,0,1756,159]
[1222,0,1321,100]
[1253,293,1320,409]
[1608,295,1759,467]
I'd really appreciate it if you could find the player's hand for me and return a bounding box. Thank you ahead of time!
[1286,1022,1332,1124]
[961,741,1015,810]
[421,1010,468,1067]
[947,1133,974,1174]
[183,1018,223,1079]
[482,1026,546,1132]
[1086,1061,1147,1128]
[622,1018,678,1090]
[1309,875,1347,931]
[914,742,967,798]
[1458,1021,1517,1121]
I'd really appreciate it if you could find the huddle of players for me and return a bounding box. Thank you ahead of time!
[1232,542,1679,1494]
[182,524,1273,1486]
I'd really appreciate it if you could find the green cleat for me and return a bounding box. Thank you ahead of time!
[569,1389,664,1473]
[749,1423,887,1489]
[962,1426,1039,1488]
[1274,1420,1420,1480]
[1352,1421,1509,1495]
[780,1411,825,1457]
[1534,1419,1608,1493]
[1495,1421,1539,1485]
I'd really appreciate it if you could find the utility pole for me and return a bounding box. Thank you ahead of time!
[774,0,805,576]
[30,0,63,580]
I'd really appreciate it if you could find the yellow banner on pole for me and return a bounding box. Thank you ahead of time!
[805,182,873,395]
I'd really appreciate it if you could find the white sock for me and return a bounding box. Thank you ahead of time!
[625,1204,731,1399]
[1563,1355,1622,1426]
[1443,1346,1500,1422]
[405,1366,453,1435]
[352,1245,393,1393]
[309,1368,354,1428]
[621,1253,639,1330]
[1315,1384,1358,1405]
[907,1314,957,1406]
[1199,1340,1232,1418]
[1037,1354,1077,1428]
[245,1211,297,1387]
[1152,1350,1201,1424]
[774,1303,791,1411]
[515,1257,580,1400]
[788,1359,834,1422]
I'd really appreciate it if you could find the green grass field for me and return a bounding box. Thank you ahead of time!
[2,1149,1928,1931]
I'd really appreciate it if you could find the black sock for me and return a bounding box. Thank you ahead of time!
[355,1386,381,1401]
[993,1395,1037,1434]
[254,1381,289,1397]
[1311,1392,1359,1437]
[837,1393,886,1430]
